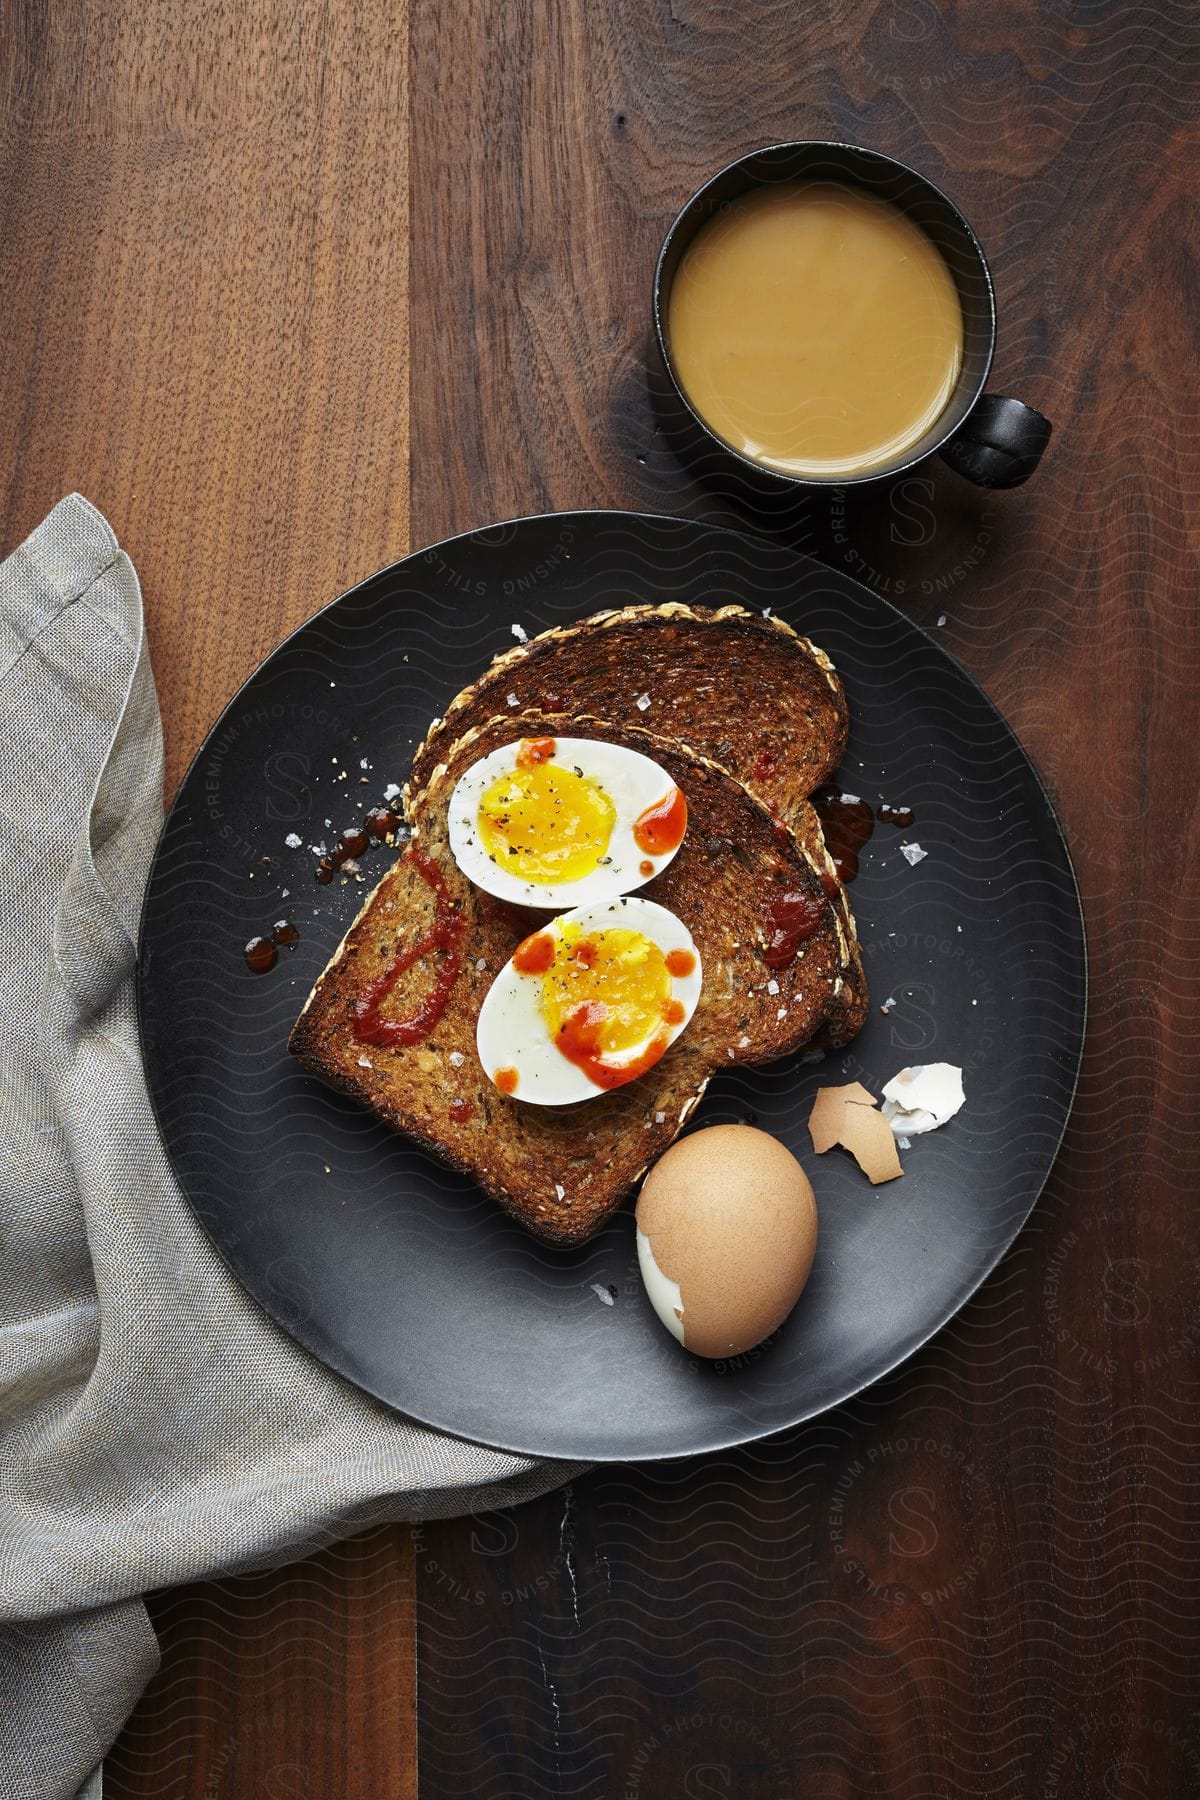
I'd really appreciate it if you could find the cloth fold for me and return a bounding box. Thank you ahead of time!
[0,497,580,1800]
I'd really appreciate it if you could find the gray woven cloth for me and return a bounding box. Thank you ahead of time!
[0,496,581,1800]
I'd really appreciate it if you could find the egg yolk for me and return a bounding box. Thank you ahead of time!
[477,763,616,885]
[540,926,672,1057]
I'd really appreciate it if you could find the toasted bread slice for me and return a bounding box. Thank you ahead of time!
[409,603,865,1047]
[406,603,849,821]
[290,718,845,1247]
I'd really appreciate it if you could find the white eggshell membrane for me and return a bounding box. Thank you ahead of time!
[636,1228,685,1344]
[881,1062,965,1136]
[476,896,703,1107]
[447,735,686,910]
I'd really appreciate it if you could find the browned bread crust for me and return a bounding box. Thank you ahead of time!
[290,716,845,1247]
[406,602,849,820]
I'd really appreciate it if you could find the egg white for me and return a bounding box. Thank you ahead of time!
[476,896,703,1107]
[447,735,686,910]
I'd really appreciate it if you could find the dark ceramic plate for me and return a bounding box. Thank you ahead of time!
[137,512,1085,1461]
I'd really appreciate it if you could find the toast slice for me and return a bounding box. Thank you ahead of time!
[406,603,849,821]
[408,603,866,1048]
[290,717,846,1247]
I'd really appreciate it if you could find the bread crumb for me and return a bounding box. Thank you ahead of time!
[416,1050,438,1073]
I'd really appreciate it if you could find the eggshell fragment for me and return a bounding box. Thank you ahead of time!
[881,1063,965,1136]
[807,1082,903,1185]
[635,1124,818,1358]
[808,1081,877,1152]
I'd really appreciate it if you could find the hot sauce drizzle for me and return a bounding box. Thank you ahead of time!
[555,1003,669,1092]
[513,930,556,974]
[633,785,688,855]
[763,888,828,969]
[665,948,696,977]
[352,848,464,1047]
[515,736,556,770]
[495,1067,520,1095]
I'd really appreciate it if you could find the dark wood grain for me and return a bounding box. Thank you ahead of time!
[103,1530,416,1799]
[1,5,417,1797]
[0,0,411,800]
[5,0,1199,1795]
[408,2,1200,1797]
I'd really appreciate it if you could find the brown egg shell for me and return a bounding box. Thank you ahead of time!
[636,1123,818,1358]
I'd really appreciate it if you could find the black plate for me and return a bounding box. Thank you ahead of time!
[138,512,1086,1461]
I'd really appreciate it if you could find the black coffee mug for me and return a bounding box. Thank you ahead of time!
[654,141,1051,491]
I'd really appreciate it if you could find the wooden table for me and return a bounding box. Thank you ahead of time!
[5,3,1198,1794]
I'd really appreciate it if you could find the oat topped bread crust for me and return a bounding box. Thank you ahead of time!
[406,602,849,820]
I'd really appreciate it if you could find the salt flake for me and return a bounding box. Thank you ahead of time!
[901,843,928,866]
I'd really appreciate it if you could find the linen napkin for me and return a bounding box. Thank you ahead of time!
[0,496,582,1800]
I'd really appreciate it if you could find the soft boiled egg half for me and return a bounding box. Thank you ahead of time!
[447,734,688,910]
[476,896,702,1106]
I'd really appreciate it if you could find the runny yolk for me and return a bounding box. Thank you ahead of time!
[529,924,693,1091]
[478,761,616,885]
[633,785,688,856]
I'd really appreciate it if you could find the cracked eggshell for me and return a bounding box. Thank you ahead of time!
[635,1124,818,1358]
[881,1063,965,1136]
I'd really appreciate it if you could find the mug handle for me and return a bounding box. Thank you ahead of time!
[939,394,1052,489]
